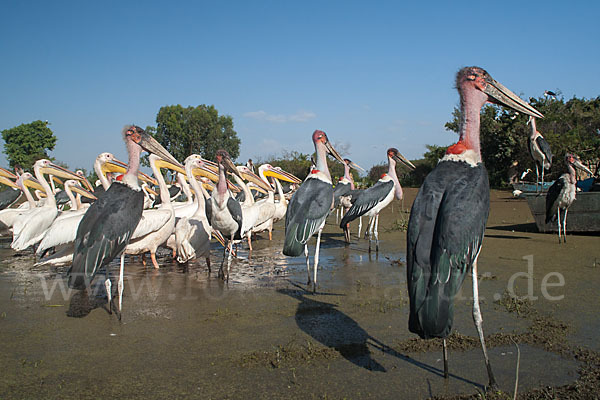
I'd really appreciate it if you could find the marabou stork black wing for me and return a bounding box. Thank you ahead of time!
[0,188,20,210]
[407,161,489,339]
[55,190,70,207]
[536,136,553,166]
[227,197,243,240]
[545,176,565,223]
[67,183,144,289]
[333,181,351,207]
[339,180,394,228]
[283,179,333,257]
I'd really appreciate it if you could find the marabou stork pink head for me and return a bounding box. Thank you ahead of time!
[456,67,543,119]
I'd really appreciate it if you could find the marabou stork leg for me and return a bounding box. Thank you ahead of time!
[117,254,125,320]
[367,216,376,253]
[357,215,362,238]
[218,241,227,279]
[472,260,497,390]
[541,167,545,192]
[336,208,339,223]
[374,214,380,253]
[305,244,311,286]
[247,233,253,251]
[535,164,540,193]
[563,208,568,243]
[557,208,562,244]
[313,228,323,293]
[442,338,449,379]
[225,235,234,281]
[105,278,112,314]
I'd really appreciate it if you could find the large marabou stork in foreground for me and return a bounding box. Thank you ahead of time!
[545,153,593,243]
[67,125,179,317]
[283,130,345,292]
[340,148,414,251]
[407,67,543,390]
[207,149,244,281]
[527,116,553,192]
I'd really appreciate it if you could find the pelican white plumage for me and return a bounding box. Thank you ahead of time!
[173,155,216,266]
[11,160,82,251]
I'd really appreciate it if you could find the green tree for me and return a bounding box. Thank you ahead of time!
[443,95,600,187]
[2,120,57,170]
[150,104,241,163]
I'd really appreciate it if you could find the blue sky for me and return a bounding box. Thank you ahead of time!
[1,1,598,173]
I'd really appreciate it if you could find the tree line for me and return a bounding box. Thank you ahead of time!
[2,95,598,189]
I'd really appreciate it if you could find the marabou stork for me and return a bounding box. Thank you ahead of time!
[283,130,345,292]
[340,148,414,251]
[67,125,179,317]
[527,116,553,192]
[11,160,83,251]
[545,153,593,243]
[207,149,244,280]
[333,158,364,222]
[406,67,543,389]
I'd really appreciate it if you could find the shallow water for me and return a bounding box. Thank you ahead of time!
[0,190,597,399]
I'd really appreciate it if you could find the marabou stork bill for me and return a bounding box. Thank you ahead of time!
[283,130,345,292]
[527,116,553,192]
[406,67,543,389]
[67,125,180,318]
[340,148,414,251]
[545,153,593,243]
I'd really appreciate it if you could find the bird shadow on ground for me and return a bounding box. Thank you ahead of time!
[487,223,538,233]
[319,232,349,249]
[278,282,483,389]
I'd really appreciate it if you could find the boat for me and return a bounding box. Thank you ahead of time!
[512,181,554,193]
[525,191,600,233]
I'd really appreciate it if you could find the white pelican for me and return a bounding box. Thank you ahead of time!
[11,160,82,251]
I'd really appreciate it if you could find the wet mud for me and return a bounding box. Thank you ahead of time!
[0,189,599,399]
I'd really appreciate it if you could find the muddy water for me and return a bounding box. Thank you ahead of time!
[0,189,598,399]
